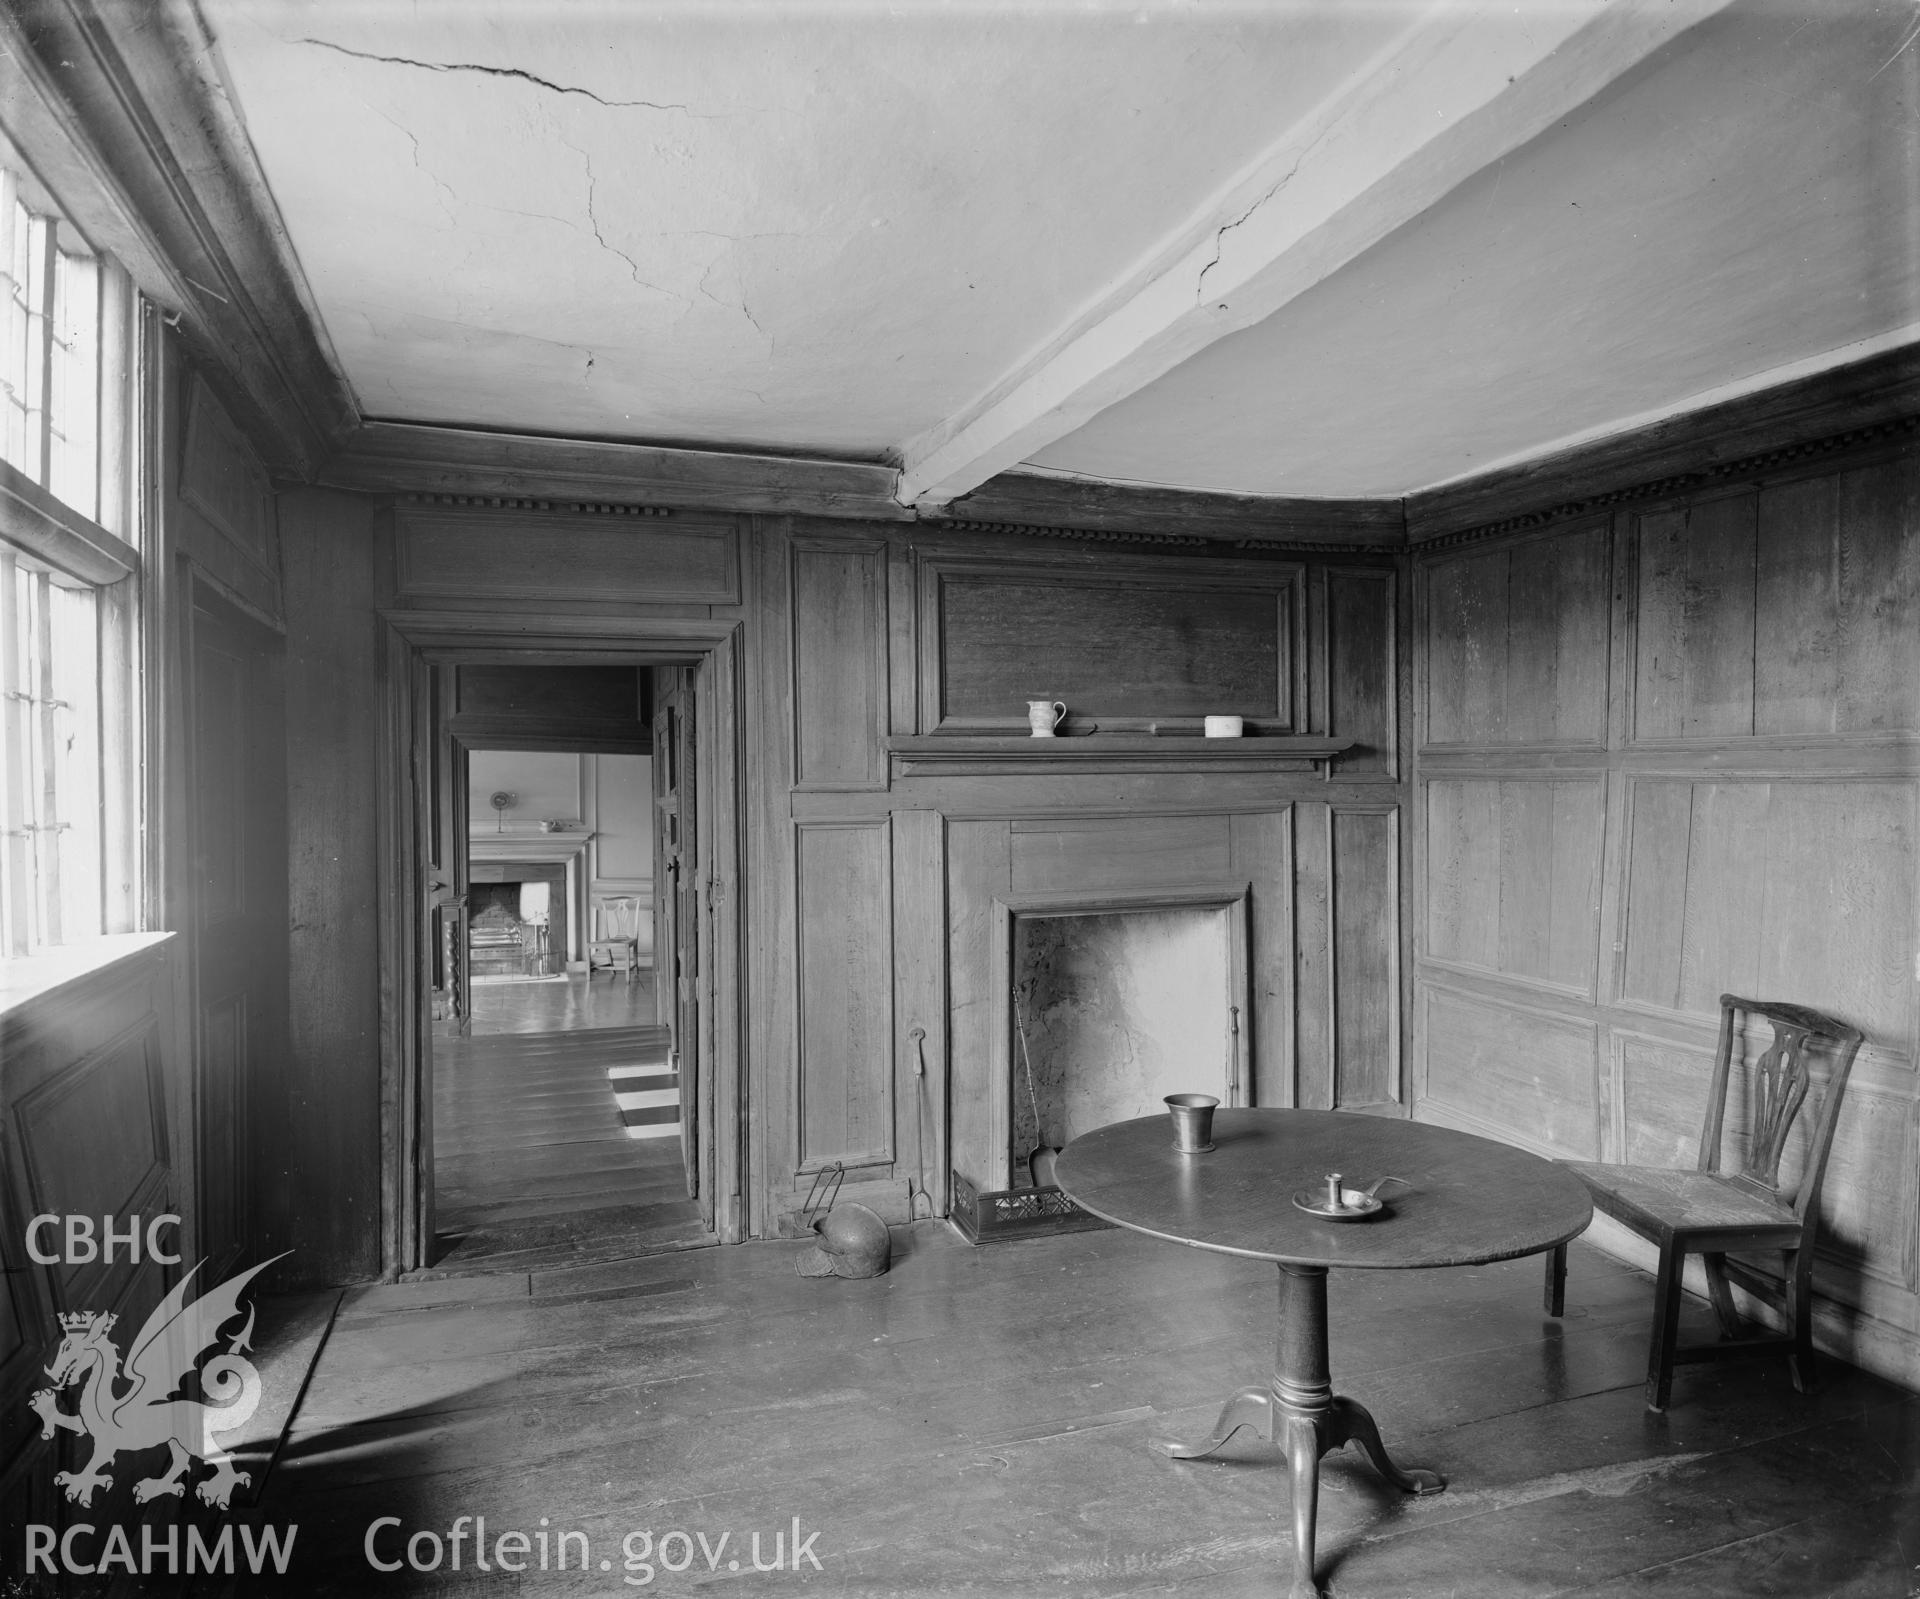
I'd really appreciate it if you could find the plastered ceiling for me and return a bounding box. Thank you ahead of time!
[200,0,1920,501]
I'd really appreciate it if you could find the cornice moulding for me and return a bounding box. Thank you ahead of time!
[327,421,908,522]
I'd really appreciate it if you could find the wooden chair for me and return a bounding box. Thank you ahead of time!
[1546,993,1863,1412]
[589,895,642,983]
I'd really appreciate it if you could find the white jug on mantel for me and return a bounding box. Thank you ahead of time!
[1027,699,1067,738]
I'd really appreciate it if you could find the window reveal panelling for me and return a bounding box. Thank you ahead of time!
[918,554,1301,734]
[180,375,278,613]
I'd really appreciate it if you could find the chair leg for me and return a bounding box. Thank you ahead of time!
[1646,1243,1686,1413]
[1785,1247,1816,1394]
[1700,1252,1742,1340]
[1544,1243,1566,1317]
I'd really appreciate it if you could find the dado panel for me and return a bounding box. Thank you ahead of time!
[1422,986,1599,1158]
[1425,778,1605,998]
[1423,518,1609,748]
[1620,777,1917,1045]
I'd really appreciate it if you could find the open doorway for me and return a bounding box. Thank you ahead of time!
[422,663,711,1273]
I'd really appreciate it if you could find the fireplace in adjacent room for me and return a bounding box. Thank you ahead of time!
[466,863,570,977]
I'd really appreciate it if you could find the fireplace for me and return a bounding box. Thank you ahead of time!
[468,885,533,977]
[468,832,593,976]
[953,885,1251,1243]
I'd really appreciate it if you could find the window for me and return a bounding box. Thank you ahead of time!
[0,141,140,958]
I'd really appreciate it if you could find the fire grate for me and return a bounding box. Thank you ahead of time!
[950,1169,1112,1246]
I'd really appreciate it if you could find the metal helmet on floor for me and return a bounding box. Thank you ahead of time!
[794,1202,891,1279]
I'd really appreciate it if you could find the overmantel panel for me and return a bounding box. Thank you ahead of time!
[913,544,1305,737]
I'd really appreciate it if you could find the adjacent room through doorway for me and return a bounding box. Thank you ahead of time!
[424,663,713,1273]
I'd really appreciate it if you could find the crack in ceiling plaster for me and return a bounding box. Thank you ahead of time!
[297,37,699,113]
[376,110,458,231]
[562,137,690,308]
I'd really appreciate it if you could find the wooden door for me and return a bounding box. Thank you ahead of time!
[695,633,742,1239]
[186,587,289,1275]
[429,667,470,1037]
[652,673,699,1200]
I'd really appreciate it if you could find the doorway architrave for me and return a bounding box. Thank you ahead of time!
[374,609,747,1277]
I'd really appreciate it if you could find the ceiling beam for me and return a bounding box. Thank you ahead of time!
[894,0,1737,511]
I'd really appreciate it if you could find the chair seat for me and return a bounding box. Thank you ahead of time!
[1563,1161,1798,1239]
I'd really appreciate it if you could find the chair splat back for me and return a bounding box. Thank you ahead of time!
[1698,995,1863,1217]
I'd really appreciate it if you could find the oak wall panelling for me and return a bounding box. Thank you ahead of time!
[915,548,1304,734]
[1424,776,1606,1001]
[1421,983,1603,1158]
[793,818,895,1173]
[775,524,1405,1229]
[945,818,1013,1206]
[1617,774,1917,1043]
[177,370,282,625]
[1423,518,1610,750]
[0,938,177,1515]
[1412,435,1920,1387]
[393,505,741,607]
[791,535,888,791]
[1008,814,1233,895]
[1330,805,1400,1109]
[892,809,948,1213]
[341,498,1405,1252]
[1230,809,1296,1109]
[1324,566,1399,777]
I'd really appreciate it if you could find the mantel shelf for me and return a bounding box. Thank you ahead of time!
[885,735,1353,777]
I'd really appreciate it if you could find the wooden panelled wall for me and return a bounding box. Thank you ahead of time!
[355,502,1404,1244]
[1411,442,1920,1381]
[754,525,1404,1227]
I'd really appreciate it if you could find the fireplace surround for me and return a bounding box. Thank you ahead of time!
[952,882,1252,1243]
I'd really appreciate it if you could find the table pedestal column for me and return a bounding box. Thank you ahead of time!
[1152,1263,1445,1599]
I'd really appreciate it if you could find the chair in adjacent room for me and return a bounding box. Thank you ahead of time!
[589,895,642,984]
[1545,993,1863,1412]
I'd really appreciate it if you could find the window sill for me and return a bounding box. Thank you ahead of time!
[0,931,173,1022]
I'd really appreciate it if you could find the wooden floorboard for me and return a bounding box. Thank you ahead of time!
[430,974,705,1273]
[241,1230,1918,1597]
